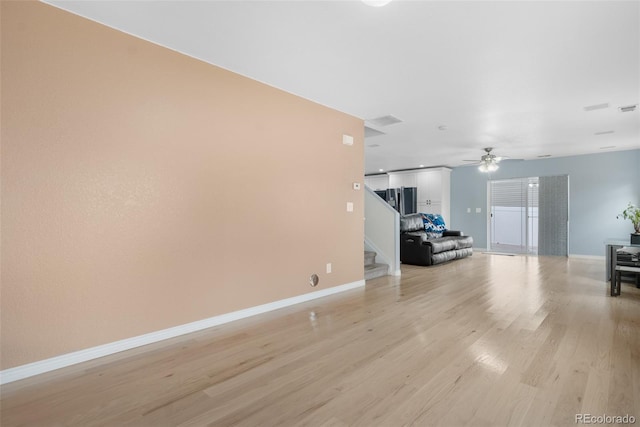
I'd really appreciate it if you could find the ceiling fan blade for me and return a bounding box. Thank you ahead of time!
[463,148,520,166]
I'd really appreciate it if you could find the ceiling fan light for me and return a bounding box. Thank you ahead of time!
[476,147,503,173]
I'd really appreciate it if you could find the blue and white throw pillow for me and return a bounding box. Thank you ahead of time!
[420,213,447,236]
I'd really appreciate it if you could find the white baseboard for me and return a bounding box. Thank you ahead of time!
[392,269,402,276]
[568,254,606,261]
[0,279,365,385]
[476,250,604,261]
[472,248,490,252]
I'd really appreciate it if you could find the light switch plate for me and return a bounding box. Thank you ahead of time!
[342,134,354,146]
[476,207,482,213]
[347,202,354,212]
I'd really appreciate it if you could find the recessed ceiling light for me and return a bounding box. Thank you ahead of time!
[537,154,552,158]
[378,168,384,172]
[583,103,610,111]
[419,164,425,167]
[599,146,616,149]
[594,130,615,135]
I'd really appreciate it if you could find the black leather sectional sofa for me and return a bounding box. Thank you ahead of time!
[400,213,473,266]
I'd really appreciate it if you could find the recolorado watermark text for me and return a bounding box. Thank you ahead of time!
[575,414,636,424]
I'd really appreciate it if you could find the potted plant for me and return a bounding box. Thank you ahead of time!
[617,202,640,244]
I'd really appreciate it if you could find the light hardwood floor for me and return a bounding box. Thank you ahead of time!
[2,254,639,426]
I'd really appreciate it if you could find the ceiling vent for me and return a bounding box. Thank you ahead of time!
[364,126,386,138]
[583,103,609,111]
[619,104,638,113]
[367,115,403,127]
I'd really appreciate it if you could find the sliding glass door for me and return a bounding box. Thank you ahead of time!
[489,177,539,254]
[537,175,569,256]
[489,175,568,256]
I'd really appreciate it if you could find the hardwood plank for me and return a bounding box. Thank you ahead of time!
[1,254,639,426]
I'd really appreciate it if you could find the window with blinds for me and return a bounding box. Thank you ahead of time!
[489,177,539,254]
[489,175,568,256]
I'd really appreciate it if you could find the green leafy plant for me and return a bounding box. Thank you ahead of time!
[617,202,640,234]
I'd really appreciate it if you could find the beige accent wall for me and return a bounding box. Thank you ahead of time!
[0,2,364,370]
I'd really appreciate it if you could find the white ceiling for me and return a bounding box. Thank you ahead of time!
[45,0,640,174]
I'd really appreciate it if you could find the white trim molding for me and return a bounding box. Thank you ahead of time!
[568,254,606,261]
[471,248,490,253]
[0,279,365,385]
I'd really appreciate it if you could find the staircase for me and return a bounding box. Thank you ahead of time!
[364,251,389,280]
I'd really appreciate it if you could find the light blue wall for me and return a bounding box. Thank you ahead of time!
[450,149,640,256]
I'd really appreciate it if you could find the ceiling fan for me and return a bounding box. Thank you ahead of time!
[463,147,509,172]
